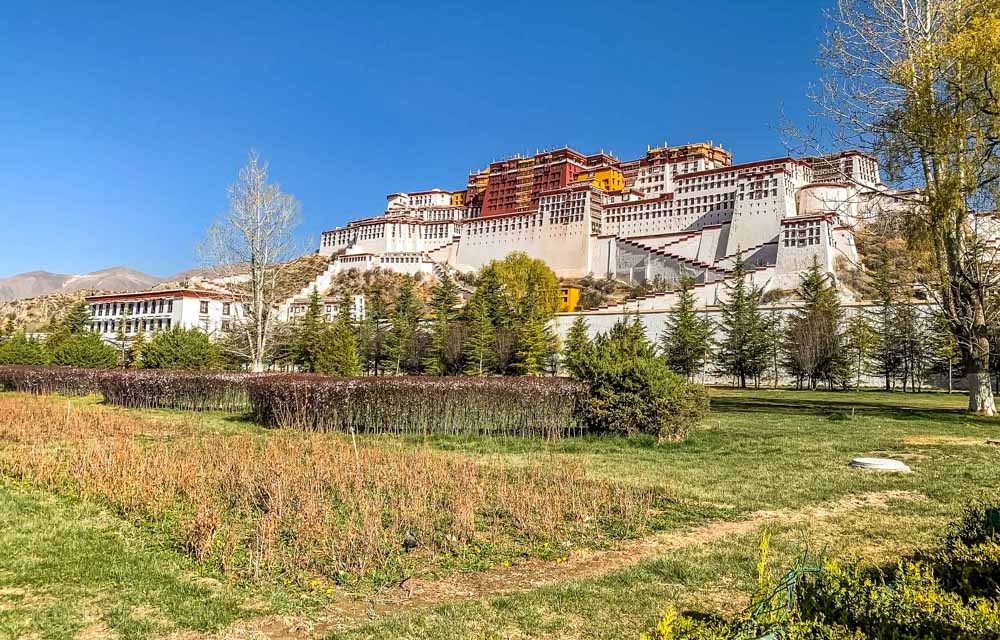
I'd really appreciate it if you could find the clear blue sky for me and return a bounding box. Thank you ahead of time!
[0,0,829,278]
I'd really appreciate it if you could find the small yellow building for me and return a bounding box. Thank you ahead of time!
[559,286,581,312]
[573,168,625,192]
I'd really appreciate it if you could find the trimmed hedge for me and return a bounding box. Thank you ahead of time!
[247,375,589,438]
[97,370,252,412]
[1,366,590,437]
[0,366,103,396]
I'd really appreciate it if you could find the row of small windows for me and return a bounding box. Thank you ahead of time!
[782,222,823,247]
[91,299,174,317]
[91,318,173,334]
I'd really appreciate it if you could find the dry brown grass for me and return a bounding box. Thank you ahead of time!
[0,394,190,444]
[0,394,662,585]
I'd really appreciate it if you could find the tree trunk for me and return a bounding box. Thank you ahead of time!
[966,365,996,416]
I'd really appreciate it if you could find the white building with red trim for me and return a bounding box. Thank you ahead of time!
[85,288,244,340]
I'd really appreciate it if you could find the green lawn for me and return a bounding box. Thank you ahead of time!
[2,388,998,639]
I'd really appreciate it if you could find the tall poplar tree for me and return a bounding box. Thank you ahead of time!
[816,0,1000,413]
[782,258,846,389]
[844,312,878,389]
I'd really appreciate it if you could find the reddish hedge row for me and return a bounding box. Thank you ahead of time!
[247,375,589,438]
[0,365,251,412]
[97,370,252,412]
[0,366,589,436]
[0,366,103,396]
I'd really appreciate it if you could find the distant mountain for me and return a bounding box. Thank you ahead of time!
[0,267,164,302]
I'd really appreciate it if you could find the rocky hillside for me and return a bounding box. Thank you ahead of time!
[0,254,333,332]
[0,291,99,332]
[0,267,163,302]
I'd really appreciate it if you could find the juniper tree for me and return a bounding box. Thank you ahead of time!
[387,276,421,374]
[47,301,92,349]
[562,316,594,379]
[660,277,713,380]
[513,271,554,375]
[423,274,460,375]
[715,256,769,388]
[316,319,360,376]
[291,288,325,373]
[463,293,495,375]
[360,279,389,375]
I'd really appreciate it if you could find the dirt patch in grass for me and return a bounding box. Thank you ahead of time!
[902,435,991,446]
[188,490,925,640]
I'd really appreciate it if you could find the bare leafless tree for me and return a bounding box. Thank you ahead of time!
[201,151,301,372]
[807,0,1000,414]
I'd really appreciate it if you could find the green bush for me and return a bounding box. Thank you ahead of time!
[797,560,1000,640]
[48,333,117,369]
[0,334,48,365]
[924,498,1000,600]
[575,317,708,441]
[139,327,221,370]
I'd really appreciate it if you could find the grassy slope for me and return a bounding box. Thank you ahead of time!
[1,388,998,639]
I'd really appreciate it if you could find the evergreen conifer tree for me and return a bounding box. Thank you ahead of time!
[360,279,389,375]
[463,293,495,375]
[47,301,92,348]
[292,288,325,372]
[316,318,361,376]
[867,246,905,390]
[423,274,459,375]
[928,310,962,393]
[0,333,48,365]
[562,316,594,379]
[660,277,713,380]
[387,276,421,374]
[715,255,769,388]
[49,332,117,369]
[513,273,552,375]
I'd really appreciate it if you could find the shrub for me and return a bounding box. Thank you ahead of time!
[797,560,1000,639]
[139,327,221,370]
[0,365,101,396]
[97,369,251,412]
[0,334,48,365]
[923,498,1000,600]
[574,317,708,441]
[248,375,588,438]
[48,332,117,368]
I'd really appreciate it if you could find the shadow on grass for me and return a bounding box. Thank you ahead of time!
[708,392,989,426]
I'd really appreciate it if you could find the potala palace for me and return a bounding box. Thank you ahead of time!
[297,141,884,314]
